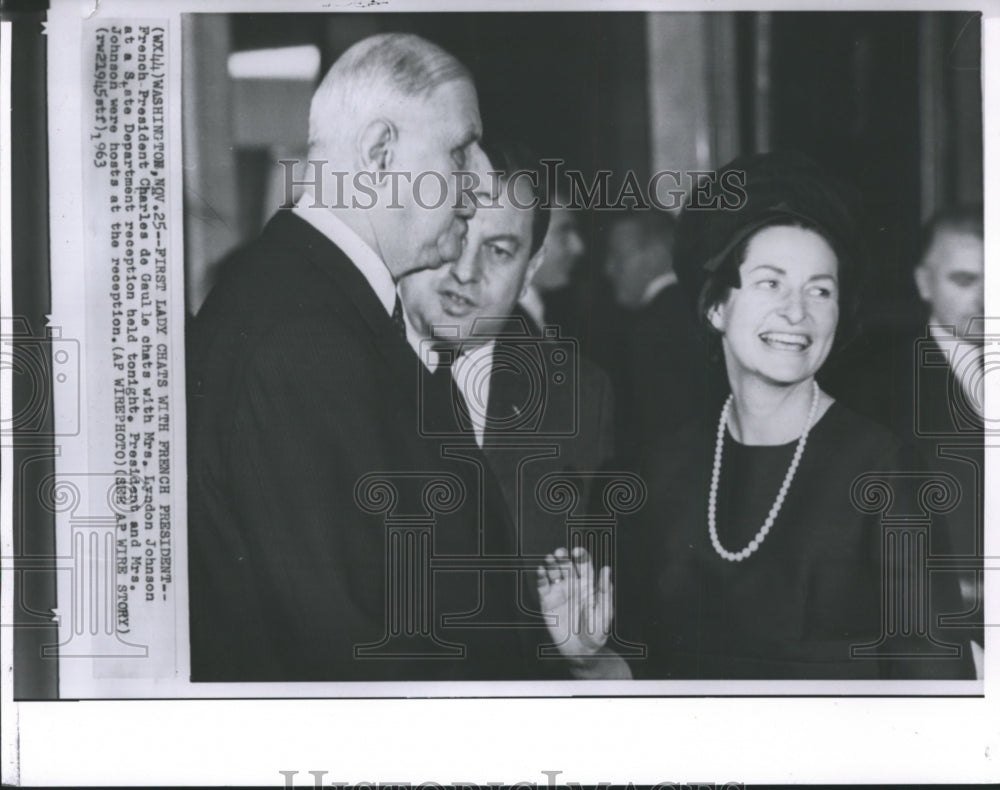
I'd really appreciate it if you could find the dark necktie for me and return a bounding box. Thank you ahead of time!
[391,294,407,339]
[430,355,473,435]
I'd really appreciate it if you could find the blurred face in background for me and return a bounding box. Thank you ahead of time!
[531,206,585,292]
[914,228,984,338]
[399,176,543,346]
[603,218,671,309]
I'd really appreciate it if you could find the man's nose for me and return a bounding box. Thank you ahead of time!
[456,143,489,220]
[450,247,484,284]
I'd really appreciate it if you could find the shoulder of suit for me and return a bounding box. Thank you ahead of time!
[190,213,381,372]
[199,213,359,317]
[636,282,696,327]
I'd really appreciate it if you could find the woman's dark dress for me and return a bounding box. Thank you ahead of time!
[619,401,972,680]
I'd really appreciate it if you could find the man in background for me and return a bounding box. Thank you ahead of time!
[912,206,986,431]
[398,143,615,665]
[909,206,985,675]
[604,209,677,313]
[518,195,587,331]
[602,209,722,465]
[835,204,985,676]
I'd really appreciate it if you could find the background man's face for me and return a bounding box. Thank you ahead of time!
[389,78,484,274]
[531,206,584,291]
[915,228,984,336]
[603,218,662,308]
[399,177,539,344]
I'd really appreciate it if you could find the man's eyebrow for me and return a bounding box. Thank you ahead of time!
[455,126,480,149]
[486,233,522,247]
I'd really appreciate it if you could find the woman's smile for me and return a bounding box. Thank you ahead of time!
[758,330,813,351]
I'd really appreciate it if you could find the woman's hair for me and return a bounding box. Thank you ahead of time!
[696,217,859,351]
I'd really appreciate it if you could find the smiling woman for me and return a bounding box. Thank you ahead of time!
[611,152,974,680]
[708,224,840,408]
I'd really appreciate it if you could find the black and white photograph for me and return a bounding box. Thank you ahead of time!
[1,0,996,785]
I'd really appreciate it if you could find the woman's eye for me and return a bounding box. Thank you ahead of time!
[756,279,779,290]
[807,285,835,298]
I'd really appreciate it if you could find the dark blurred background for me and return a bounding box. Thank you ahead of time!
[183,11,982,341]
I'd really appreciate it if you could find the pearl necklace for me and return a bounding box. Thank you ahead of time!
[708,380,821,562]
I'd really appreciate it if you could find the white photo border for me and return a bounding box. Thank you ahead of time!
[2,0,997,784]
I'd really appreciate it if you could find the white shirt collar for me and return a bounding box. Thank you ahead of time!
[518,284,546,329]
[399,304,495,447]
[928,321,983,419]
[292,191,396,317]
[453,341,495,448]
[402,305,440,371]
[640,271,677,307]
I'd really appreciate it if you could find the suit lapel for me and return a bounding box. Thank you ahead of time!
[485,338,536,439]
[913,348,983,435]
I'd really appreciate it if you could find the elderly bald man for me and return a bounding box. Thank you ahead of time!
[186,34,538,682]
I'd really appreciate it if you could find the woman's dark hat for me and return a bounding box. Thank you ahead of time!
[673,150,864,307]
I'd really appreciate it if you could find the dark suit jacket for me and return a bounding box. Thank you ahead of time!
[831,323,984,649]
[895,328,983,649]
[481,327,616,559]
[436,321,616,678]
[187,211,534,682]
[615,282,727,467]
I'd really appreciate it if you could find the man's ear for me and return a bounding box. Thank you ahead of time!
[913,262,931,303]
[358,118,395,173]
[520,249,545,299]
